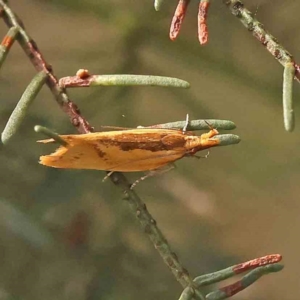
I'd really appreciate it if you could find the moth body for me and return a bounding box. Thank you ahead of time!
[38,128,219,172]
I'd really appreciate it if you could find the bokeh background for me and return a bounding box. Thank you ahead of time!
[0,0,299,299]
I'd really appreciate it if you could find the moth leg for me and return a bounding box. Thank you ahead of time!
[193,150,210,159]
[182,113,189,133]
[130,164,175,189]
[102,171,114,182]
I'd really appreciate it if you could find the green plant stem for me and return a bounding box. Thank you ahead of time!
[1,71,47,144]
[154,0,164,11]
[179,287,193,300]
[143,119,236,130]
[34,125,68,146]
[59,74,190,89]
[212,134,240,146]
[283,62,295,132]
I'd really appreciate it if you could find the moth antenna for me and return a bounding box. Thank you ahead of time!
[204,120,215,130]
[102,171,114,182]
[182,114,189,133]
[130,164,175,189]
[100,125,131,131]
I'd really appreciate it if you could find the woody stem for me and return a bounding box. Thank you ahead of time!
[110,172,199,290]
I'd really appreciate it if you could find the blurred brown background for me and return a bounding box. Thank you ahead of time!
[0,0,299,299]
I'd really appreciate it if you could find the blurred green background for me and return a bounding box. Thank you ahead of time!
[0,0,299,299]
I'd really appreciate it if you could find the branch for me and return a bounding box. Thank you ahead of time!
[222,0,299,79]
[222,0,299,131]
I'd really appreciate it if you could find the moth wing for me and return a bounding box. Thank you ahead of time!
[37,129,186,145]
[161,134,186,148]
[101,131,187,171]
[184,130,195,136]
[39,142,185,172]
[39,141,110,170]
[38,129,188,171]
[104,149,185,172]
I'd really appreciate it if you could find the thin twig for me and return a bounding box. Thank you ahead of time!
[109,172,201,292]
[222,0,300,82]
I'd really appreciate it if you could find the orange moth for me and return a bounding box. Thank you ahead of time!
[38,128,220,172]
